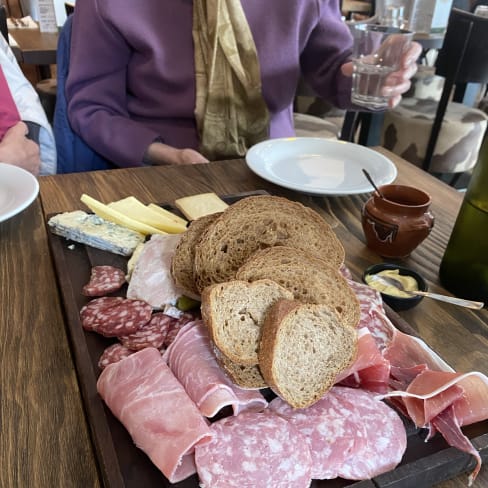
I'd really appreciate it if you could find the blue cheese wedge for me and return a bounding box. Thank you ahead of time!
[48,210,145,256]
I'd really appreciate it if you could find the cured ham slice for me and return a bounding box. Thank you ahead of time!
[382,371,488,484]
[270,386,407,480]
[97,347,213,483]
[194,410,313,488]
[127,234,185,308]
[336,327,390,393]
[163,320,267,417]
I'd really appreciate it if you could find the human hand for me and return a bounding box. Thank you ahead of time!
[145,142,209,166]
[382,40,422,108]
[0,122,41,176]
[341,40,422,108]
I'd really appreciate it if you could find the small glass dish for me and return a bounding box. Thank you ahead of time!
[362,263,428,311]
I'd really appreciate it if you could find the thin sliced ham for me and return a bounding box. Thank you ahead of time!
[127,234,185,308]
[163,320,267,417]
[97,347,213,483]
[382,371,488,484]
[336,327,390,393]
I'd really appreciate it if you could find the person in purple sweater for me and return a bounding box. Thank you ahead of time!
[66,0,420,167]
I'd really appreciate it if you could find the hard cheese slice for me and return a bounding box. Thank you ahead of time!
[174,192,229,220]
[81,194,165,236]
[108,196,187,233]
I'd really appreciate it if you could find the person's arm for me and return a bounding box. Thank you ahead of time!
[0,122,41,175]
[67,0,208,167]
[0,34,56,174]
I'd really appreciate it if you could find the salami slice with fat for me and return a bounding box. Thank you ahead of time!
[119,312,173,350]
[98,343,135,370]
[336,387,407,479]
[82,265,126,297]
[270,386,407,480]
[80,296,152,337]
[194,410,313,488]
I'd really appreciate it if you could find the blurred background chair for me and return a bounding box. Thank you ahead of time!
[0,5,8,41]
[380,8,488,187]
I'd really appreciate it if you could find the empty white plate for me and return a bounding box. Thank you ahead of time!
[246,137,397,196]
[0,163,39,223]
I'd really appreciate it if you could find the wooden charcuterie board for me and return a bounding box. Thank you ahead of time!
[46,190,488,488]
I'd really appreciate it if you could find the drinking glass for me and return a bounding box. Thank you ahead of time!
[351,24,413,110]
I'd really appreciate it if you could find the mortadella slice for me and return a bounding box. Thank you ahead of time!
[163,320,267,417]
[97,347,213,483]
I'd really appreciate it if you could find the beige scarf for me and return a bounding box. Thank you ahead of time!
[193,0,269,160]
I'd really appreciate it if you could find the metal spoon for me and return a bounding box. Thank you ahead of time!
[362,169,386,199]
[368,274,484,310]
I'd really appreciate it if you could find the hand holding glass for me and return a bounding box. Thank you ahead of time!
[351,25,413,110]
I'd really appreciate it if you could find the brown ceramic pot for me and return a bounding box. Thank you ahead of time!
[361,184,434,258]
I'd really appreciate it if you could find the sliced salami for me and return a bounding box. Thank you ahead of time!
[98,343,135,370]
[119,312,173,351]
[335,387,407,479]
[80,296,152,337]
[194,410,313,488]
[82,265,126,297]
[269,386,407,480]
[270,388,364,480]
[163,312,196,347]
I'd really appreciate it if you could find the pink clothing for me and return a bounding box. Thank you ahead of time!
[0,65,21,140]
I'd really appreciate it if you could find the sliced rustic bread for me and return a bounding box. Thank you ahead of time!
[259,299,358,409]
[170,213,220,298]
[193,195,345,293]
[236,246,360,329]
[213,347,268,389]
[200,279,294,366]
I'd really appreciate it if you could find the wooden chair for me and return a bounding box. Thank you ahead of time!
[381,8,488,185]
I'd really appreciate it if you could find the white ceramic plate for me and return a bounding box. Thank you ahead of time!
[246,137,397,196]
[0,163,39,223]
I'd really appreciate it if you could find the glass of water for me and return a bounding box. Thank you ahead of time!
[350,24,413,110]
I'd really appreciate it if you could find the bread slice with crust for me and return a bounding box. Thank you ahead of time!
[201,279,294,366]
[193,195,345,293]
[213,347,267,389]
[236,246,360,329]
[259,299,358,409]
[170,213,220,298]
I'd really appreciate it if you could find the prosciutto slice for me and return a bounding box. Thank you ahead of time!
[163,320,267,417]
[382,371,488,484]
[127,234,185,308]
[97,347,213,483]
[336,326,390,393]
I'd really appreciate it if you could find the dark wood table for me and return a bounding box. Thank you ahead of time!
[1,148,487,487]
[9,26,58,77]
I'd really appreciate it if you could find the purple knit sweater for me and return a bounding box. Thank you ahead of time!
[66,0,353,167]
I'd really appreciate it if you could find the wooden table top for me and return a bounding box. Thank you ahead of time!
[2,148,487,487]
[9,27,58,65]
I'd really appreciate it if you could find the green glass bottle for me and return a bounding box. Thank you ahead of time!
[439,135,488,302]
